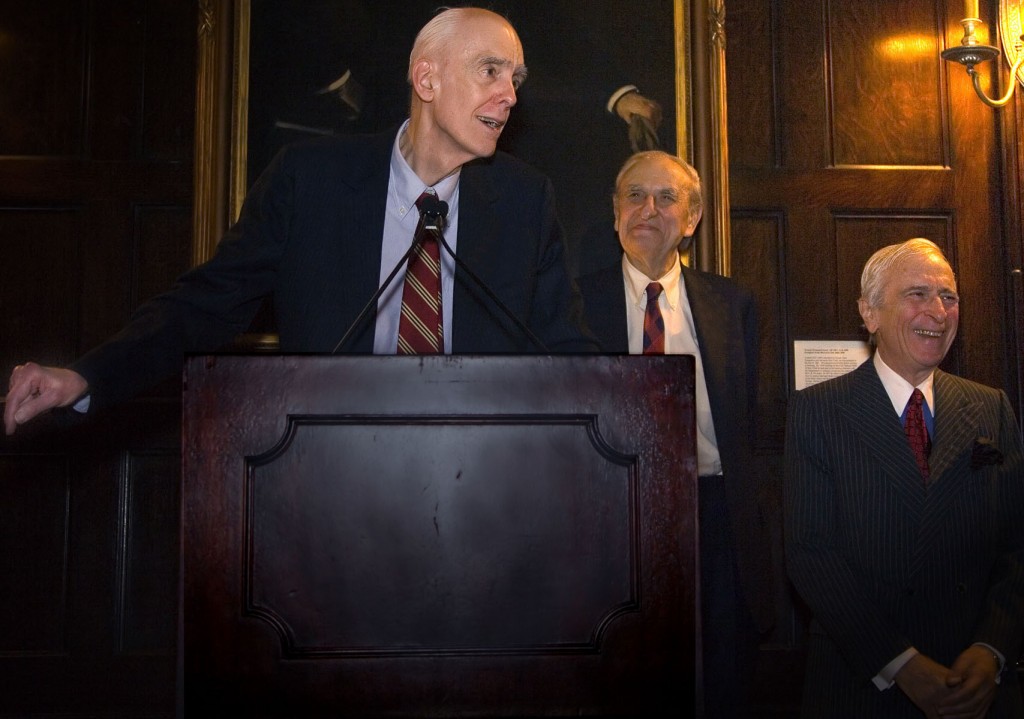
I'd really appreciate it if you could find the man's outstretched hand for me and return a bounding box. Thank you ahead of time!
[4,362,88,435]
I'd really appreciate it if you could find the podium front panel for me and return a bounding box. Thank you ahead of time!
[182,355,697,717]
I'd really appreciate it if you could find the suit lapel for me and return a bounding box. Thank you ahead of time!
[837,361,928,510]
[928,371,983,479]
[683,268,727,399]
[683,266,743,460]
[318,130,393,352]
[919,371,985,516]
[348,129,393,255]
[454,160,500,272]
[583,264,629,353]
[450,161,500,344]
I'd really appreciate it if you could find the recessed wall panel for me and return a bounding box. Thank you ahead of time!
[828,0,946,167]
[131,205,191,312]
[0,456,70,654]
[0,208,82,370]
[0,2,87,157]
[727,0,779,169]
[833,213,953,333]
[118,452,180,655]
[731,211,788,448]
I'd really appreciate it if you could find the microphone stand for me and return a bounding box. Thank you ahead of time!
[330,231,427,355]
[332,200,549,354]
[433,232,549,353]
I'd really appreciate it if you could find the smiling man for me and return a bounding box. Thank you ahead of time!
[785,238,1024,718]
[576,151,775,717]
[4,7,595,433]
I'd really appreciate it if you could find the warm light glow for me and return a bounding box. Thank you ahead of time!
[877,34,937,60]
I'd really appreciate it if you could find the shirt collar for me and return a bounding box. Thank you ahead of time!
[873,352,935,416]
[389,120,460,218]
[622,254,682,310]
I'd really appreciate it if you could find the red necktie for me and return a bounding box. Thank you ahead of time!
[643,282,665,355]
[904,389,931,483]
[397,193,443,354]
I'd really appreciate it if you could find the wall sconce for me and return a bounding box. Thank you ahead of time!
[942,0,1024,107]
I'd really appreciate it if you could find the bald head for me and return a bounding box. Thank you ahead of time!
[403,7,525,184]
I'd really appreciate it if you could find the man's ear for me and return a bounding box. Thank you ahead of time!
[858,298,878,333]
[410,59,436,101]
[684,205,703,236]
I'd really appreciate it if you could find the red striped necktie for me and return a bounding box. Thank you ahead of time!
[643,282,665,355]
[904,388,931,484]
[397,192,443,354]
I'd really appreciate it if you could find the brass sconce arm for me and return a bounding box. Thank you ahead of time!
[966,39,1024,107]
[942,8,1024,109]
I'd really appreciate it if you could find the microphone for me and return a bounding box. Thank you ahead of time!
[418,195,448,233]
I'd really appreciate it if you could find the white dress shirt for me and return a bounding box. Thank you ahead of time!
[373,120,460,354]
[622,256,721,477]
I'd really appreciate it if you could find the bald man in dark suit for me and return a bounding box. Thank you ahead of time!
[785,238,1024,718]
[576,151,774,717]
[5,7,594,433]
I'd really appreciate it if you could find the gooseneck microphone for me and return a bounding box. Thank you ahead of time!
[417,194,448,233]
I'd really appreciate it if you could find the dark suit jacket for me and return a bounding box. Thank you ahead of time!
[575,260,774,632]
[73,127,593,410]
[785,359,1024,718]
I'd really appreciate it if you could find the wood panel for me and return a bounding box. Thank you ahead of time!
[117,451,182,654]
[0,0,195,716]
[0,208,84,369]
[731,210,788,447]
[828,0,947,167]
[183,355,697,717]
[0,455,70,654]
[0,2,87,156]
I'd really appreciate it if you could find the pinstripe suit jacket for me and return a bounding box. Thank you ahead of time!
[785,358,1024,718]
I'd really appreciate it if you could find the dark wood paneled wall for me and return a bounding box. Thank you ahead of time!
[0,1,195,717]
[726,0,1022,713]
[1,0,1020,716]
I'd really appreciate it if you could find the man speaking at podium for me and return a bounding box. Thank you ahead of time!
[4,7,594,435]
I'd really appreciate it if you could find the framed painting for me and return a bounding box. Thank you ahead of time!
[194,0,730,278]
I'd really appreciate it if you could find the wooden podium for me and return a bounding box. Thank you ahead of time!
[181,355,698,717]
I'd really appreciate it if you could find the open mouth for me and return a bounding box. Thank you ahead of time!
[914,328,943,338]
[478,116,505,131]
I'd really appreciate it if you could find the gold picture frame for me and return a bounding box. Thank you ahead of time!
[1000,0,1024,86]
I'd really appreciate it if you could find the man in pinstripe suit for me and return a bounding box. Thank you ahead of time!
[785,238,1023,718]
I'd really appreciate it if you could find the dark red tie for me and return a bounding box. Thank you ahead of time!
[643,282,665,355]
[904,389,931,483]
[397,193,443,354]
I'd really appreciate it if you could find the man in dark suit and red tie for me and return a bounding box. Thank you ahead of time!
[785,237,1024,718]
[576,150,775,717]
[4,7,594,434]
